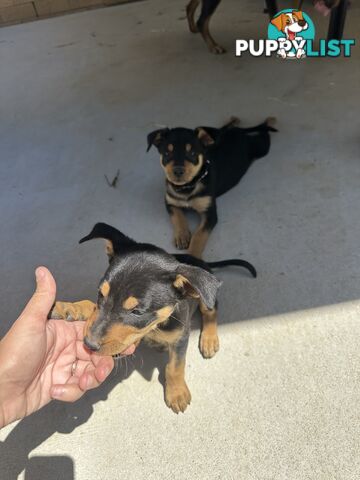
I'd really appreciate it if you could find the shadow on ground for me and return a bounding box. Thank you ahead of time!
[0,342,169,479]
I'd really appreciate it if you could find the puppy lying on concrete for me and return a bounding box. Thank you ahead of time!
[147,117,277,259]
[51,223,256,413]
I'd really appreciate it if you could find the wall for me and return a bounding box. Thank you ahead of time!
[0,0,129,26]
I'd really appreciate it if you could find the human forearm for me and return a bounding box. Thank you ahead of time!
[0,392,19,429]
[0,337,27,429]
[0,402,5,429]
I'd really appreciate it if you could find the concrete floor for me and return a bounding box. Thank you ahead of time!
[0,0,360,478]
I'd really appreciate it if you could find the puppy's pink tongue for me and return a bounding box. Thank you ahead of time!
[121,344,136,356]
[314,1,330,16]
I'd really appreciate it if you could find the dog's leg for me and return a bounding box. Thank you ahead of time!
[199,300,219,358]
[221,116,240,129]
[188,203,217,259]
[166,203,192,250]
[196,0,225,54]
[165,336,191,413]
[50,300,96,321]
[186,0,200,33]
[265,0,278,17]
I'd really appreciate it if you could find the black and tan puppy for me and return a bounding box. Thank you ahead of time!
[147,117,277,259]
[51,223,256,413]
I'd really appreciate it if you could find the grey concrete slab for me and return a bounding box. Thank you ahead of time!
[0,0,360,478]
[2,301,360,479]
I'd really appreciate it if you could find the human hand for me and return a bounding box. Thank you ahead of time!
[0,267,114,428]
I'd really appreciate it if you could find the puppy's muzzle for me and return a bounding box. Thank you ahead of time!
[84,336,101,352]
[173,166,185,179]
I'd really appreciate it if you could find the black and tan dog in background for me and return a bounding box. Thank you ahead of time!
[50,223,256,413]
[186,0,341,54]
[147,117,277,259]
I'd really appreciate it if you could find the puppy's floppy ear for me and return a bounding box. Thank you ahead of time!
[270,13,285,31]
[79,223,136,261]
[173,264,221,310]
[195,127,215,147]
[147,128,170,152]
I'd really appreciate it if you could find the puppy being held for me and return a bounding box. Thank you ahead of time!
[50,222,256,413]
[147,117,277,259]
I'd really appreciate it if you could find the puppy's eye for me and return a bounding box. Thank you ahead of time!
[131,309,143,316]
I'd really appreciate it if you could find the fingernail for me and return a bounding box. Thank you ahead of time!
[35,267,45,281]
[51,386,64,398]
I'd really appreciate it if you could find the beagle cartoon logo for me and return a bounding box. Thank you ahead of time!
[268,9,315,59]
[235,9,354,58]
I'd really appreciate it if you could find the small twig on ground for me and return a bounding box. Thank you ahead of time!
[105,169,120,188]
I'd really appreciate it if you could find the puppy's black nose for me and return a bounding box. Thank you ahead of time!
[298,19,306,27]
[173,166,185,178]
[84,336,100,352]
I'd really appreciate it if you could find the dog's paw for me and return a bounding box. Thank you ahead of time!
[165,382,192,413]
[50,300,95,321]
[189,24,199,33]
[210,44,226,54]
[200,332,219,358]
[174,230,192,250]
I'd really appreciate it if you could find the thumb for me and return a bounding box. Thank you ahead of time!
[18,267,57,330]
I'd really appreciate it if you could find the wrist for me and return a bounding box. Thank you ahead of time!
[0,397,20,429]
[0,375,22,428]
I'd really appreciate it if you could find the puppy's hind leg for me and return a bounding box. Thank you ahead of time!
[197,0,225,54]
[199,300,219,359]
[186,0,200,33]
[221,116,241,130]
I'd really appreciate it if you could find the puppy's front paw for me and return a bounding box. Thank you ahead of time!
[174,229,192,250]
[200,332,219,358]
[165,382,192,413]
[50,301,95,321]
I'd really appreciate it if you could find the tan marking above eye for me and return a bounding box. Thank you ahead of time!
[123,296,139,310]
[156,305,175,322]
[186,143,192,152]
[168,144,174,152]
[100,281,110,297]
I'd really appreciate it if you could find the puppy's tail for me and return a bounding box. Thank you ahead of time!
[241,117,278,134]
[207,259,257,278]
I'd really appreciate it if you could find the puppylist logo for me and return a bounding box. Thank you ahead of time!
[268,9,314,58]
[236,9,355,59]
